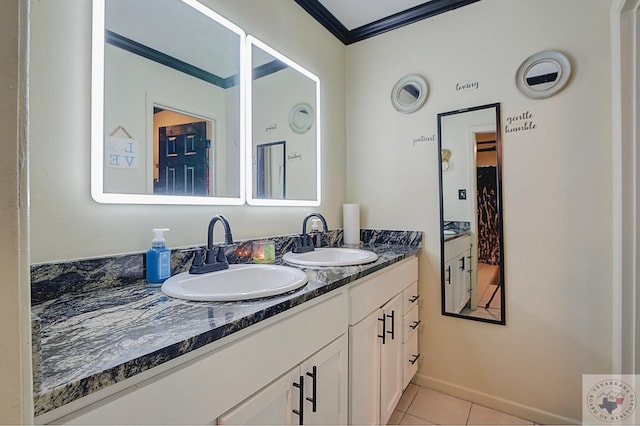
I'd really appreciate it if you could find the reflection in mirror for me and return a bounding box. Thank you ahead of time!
[289,103,314,134]
[256,141,285,199]
[438,103,505,325]
[247,36,320,206]
[92,0,245,204]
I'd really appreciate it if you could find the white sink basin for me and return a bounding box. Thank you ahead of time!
[282,247,378,267]
[161,264,308,302]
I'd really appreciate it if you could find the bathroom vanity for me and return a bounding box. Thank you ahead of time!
[31,231,421,425]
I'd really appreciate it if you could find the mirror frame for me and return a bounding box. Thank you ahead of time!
[515,50,571,99]
[246,35,321,207]
[390,74,429,113]
[91,0,247,205]
[437,102,505,325]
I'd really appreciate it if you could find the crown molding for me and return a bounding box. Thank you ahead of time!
[294,0,481,45]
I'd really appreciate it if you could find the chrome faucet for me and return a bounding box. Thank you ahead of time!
[189,214,235,274]
[293,212,328,253]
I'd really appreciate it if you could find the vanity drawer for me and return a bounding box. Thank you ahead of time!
[403,305,420,342]
[402,281,419,314]
[349,257,418,325]
[403,332,419,388]
[444,235,470,260]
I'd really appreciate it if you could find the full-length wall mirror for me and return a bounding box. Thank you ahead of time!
[247,36,321,206]
[438,103,505,324]
[92,0,246,204]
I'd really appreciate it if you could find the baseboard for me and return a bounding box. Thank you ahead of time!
[412,373,580,425]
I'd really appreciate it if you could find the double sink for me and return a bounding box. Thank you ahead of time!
[161,247,378,302]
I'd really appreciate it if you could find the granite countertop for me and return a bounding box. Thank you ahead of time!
[31,236,420,417]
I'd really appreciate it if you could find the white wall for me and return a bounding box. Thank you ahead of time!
[346,0,613,423]
[28,0,347,263]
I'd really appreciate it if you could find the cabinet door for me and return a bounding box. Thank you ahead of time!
[300,335,348,425]
[218,367,300,425]
[453,250,471,313]
[349,309,382,425]
[444,258,454,313]
[379,293,403,425]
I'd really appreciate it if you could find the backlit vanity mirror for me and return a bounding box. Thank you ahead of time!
[91,0,246,204]
[438,103,505,324]
[247,36,320,206]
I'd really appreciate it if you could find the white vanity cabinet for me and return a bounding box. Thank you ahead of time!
[218,335,346,425]
[348,257,419,425]
[444,235,471,313]
[53,291,348,425]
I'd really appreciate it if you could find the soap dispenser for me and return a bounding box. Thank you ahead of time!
[310,218,322,248]
[146,228,171,283]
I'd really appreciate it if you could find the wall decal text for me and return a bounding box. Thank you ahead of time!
[456,81,479,92]
[504,110,537,134]
[413,134,436,146]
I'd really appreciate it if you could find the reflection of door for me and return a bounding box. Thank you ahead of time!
[256,141,285,199]
[155,122,209,195]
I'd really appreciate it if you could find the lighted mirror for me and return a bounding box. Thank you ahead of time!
[516,50,571,99]
[438,103,505,325]
[91,0,246,204]
[391,74,429,113]
[247,36,321,206]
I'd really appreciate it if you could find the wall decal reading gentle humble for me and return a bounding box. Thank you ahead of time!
[504,110,537,133]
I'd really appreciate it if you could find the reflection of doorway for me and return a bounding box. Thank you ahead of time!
[256,141,285,199]
[464,130,501,321]
[152,107,213,196]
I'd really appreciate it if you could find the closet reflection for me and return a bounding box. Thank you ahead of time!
[438,103,505,324]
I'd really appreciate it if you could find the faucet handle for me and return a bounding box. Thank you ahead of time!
[215,246,229,264]
[192,250,204,267]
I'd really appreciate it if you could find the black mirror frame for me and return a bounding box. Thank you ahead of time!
[437,102,506,325]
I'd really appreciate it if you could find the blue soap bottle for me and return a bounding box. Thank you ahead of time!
[146,228,171,283]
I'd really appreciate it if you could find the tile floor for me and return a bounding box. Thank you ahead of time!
[388,384,535,425]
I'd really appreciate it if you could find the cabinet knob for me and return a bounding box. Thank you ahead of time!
[409,294,420,303]
[410,320,421,330]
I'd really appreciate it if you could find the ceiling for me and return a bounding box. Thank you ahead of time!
[294,0,481,45]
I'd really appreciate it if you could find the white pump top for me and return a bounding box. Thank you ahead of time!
[151,228,170,247]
